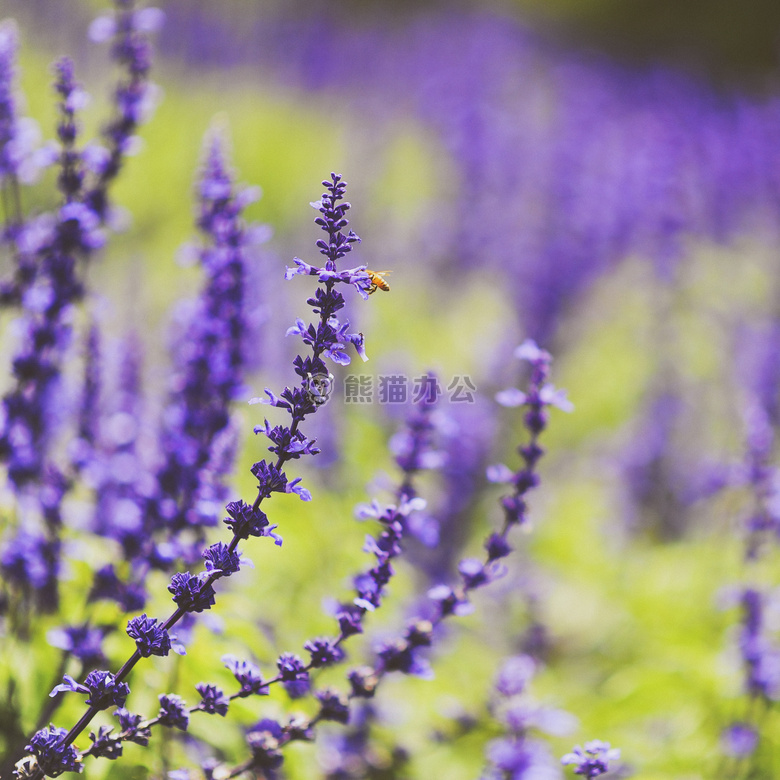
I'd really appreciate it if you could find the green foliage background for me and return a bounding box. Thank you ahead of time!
[3,1,780,778]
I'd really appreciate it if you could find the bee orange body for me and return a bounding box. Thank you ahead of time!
[366,269,391,295]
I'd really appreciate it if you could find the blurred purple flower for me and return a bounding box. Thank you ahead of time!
[721,722,759,758]
[561,741,620,778]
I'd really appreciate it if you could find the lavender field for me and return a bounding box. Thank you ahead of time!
[2,1,780,778]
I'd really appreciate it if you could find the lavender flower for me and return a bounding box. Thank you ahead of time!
[245,719,284,772]
[720,722,759,758]
[736,587,780,699]
[222,499,278,542]
[716,340,780,769]
[495,655,537,697]
[49,670,129,710]
[126,614,171,657]
[0,6,163,623]
[85,0,162,218]
[167,571,217,613]
[222,655,269,697]
[315,688,350,724]
[1,531,58,593]
[304,637,345,668]
[152,125,265,542]
[157,694,190,731]
[12,172,369,777]
[316,703,409,779]
[23,726,81,777]
[300,339,571,774]
[0,19,39,190]
[202,541,240,576]
[195,683,229,716]
[276,652,310,699]
[52,58,87,203]
[490,340,572,530]
[484,738,560,780]
[114,709,151,746]
[481,655,576,779]
[86,726,122,760]
[561,740,620,778]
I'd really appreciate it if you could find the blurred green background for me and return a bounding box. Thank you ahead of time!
[3,0,780,778]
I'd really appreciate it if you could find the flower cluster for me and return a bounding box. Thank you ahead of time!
[126,614,172,657]
[0,0,162,635]
[10,170,372,776]
[49,670,130,710]
[218,339,572,774]
[561,740,621,778]
[22,727,81,778]
[0,3,657,779]
[0,19,39,192]
[152,125,268,541]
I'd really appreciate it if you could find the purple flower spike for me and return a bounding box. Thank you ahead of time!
[85,0,163,218]
[0,20,40,187]
[87,726,122,760]
[50,670,129,710]
[195,683,229,716]
[315,687,350,723]
[223,499,278,542]
[276,652,310,699]
[246,719,284,771]
[52,57,88,201]
[168,571,217,613]
[152,123,262,543]
[157,693,189,731]
[114,709,151,746]
[721,722,759,757]
[304,636,345,668]
[222,655,269,697]
[561,740,621,778]
[24,725,82,777]
[126,614,171,657]
[495,655,537,697]
[202,541,240,577]
[311,173,361,267]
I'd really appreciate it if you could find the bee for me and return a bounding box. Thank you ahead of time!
[366,269,392,295]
